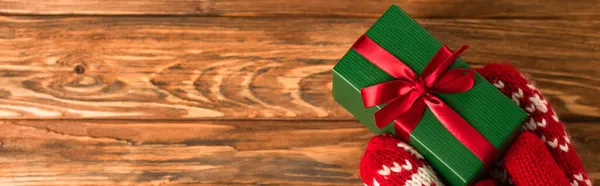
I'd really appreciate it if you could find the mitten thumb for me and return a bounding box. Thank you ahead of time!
[502,131,572,185]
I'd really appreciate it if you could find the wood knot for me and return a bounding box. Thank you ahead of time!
[22,52,126,99]
[74,65,85,74]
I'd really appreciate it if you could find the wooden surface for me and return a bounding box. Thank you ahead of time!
[2,0,600,19]
[0,0,598,185]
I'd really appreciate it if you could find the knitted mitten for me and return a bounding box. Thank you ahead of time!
[360,134,443,186]
[360,64,591,186]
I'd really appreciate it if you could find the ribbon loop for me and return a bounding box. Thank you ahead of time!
[373,90,422,128]
[430,69,475,93]
[361,80,413,108]
[423,45,470,87]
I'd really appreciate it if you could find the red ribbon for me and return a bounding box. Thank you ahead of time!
[353,35,498,166]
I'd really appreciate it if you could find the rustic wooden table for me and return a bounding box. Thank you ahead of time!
[0,0,598,185]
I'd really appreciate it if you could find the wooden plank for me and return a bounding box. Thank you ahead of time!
[0,16,598,120]
[0,0,600,19]
[0,120,370,185]
[0,120,598,185]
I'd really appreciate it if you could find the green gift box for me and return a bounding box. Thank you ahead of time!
[332,5,528,186]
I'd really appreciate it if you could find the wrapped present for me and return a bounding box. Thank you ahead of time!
[332,5,528,186]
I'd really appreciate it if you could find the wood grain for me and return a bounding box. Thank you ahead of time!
[0,16,598,120]
[1,120,598,185]
[0,120,370,185]
[1,0,600,19]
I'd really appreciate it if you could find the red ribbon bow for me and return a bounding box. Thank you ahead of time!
[353,35,497,165]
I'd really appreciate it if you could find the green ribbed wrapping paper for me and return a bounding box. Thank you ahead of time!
[332,5,527,186]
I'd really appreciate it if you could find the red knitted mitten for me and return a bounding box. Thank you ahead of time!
[361,134,443,186]
[359,64,591,186]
